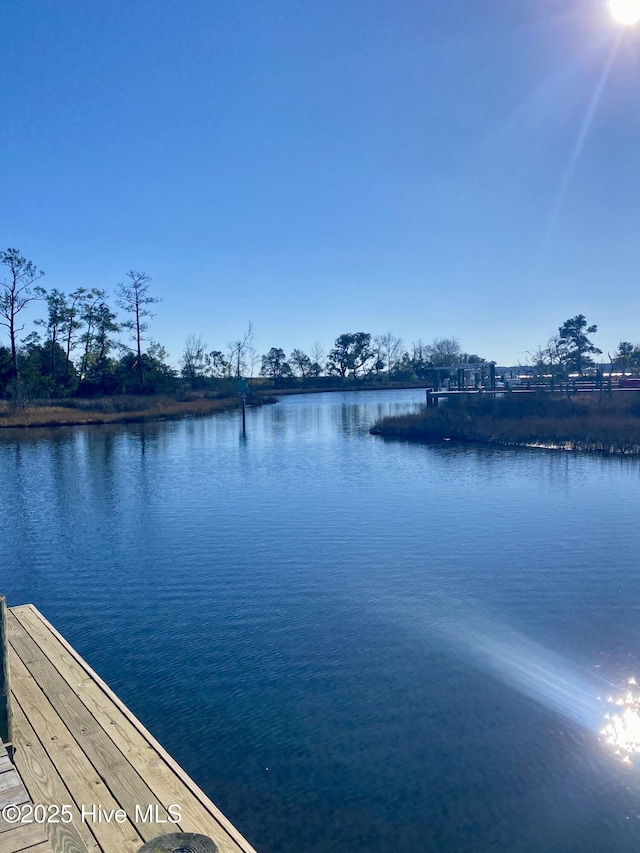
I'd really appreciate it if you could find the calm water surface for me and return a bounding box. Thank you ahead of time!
[3,390,640,853]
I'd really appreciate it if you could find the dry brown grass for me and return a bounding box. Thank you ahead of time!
[371,392,640,454]
[0,396,241,428]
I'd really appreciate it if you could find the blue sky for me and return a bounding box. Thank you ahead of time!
[2,0,640,366]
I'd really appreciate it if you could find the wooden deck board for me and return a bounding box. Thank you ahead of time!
[8,650,142,853]
[0,820,52,853]
[9,698,99,853]
[6,605,260,853]
[0,745,53,853]
[0,770,21,794]
[7,614,166,847]
[10,607,252,849]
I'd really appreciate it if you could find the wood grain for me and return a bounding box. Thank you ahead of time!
[8,650,143,853]
[9,698,100,853]
[7,613,169,847]
[0,597,12,747]
[0,820,49,853]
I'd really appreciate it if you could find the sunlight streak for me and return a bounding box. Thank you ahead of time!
[441,616,606,731]
[542,30,623,250]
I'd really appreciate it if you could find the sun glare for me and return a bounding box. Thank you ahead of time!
[600,679,640,765]
[610,0,640,25]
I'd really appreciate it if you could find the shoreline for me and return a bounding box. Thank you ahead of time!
[259,382,432,396]
[0,384,428,430]
[0,396,249,430]
[371,427,640,456]
[370,397,640,456]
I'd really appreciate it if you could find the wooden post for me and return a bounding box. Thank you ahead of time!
[241,397,246,433]
[0,595,12,747]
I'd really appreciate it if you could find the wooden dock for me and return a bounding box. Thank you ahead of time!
[0,741,53,852]
[1,604,261,853]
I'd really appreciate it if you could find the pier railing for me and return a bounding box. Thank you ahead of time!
[0,595,12,747]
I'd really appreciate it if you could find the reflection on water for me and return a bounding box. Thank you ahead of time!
[600,681,640,765]
[3,390,640,853]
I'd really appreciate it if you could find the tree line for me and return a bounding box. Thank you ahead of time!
[528,315,640,382]
[0,248,487,400]
[0,249,174,401]
[180,329,485,387]
[3,247,639,403]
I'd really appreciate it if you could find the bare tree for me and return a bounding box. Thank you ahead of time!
[526,335,567,386]
[248,344,260,378]
[0,248,45,381]
[375,330,404,377]
[426,337,461,367]
[227,322,255,378]
[407,340,429,379]
[181,334,208,385]
[310,341,325,377]
[116,270,160,387]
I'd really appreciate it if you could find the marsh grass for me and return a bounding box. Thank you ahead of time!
[0,394,243,428]
[371,392,640,454]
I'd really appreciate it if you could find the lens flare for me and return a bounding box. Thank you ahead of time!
[600,678,640,764]
[439,616,605,732]
[610,0,640,25]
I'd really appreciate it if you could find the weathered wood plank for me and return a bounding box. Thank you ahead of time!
[0,597,12,746]
[0,785,29,811]
[0,756,11,773]
[12,606,258,853]
[0,819,49,853]
[7,613,171,847]
[0,770,20,793]
[8,697,99,853]
[8,644,142,853]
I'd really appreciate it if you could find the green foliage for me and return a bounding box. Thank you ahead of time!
[116,270,160,387]
[0,346,12,396]
[10,332,78,403]
[557,314,601,374]
[207,350,232,378]
[0,248,45,381]
[116,342,177,394]
[327,332,375,377]
[612,341,640,375]
[290,348,312,378]
[260,347,292,384]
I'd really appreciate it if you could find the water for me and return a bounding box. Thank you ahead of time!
[3,389,640,853]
